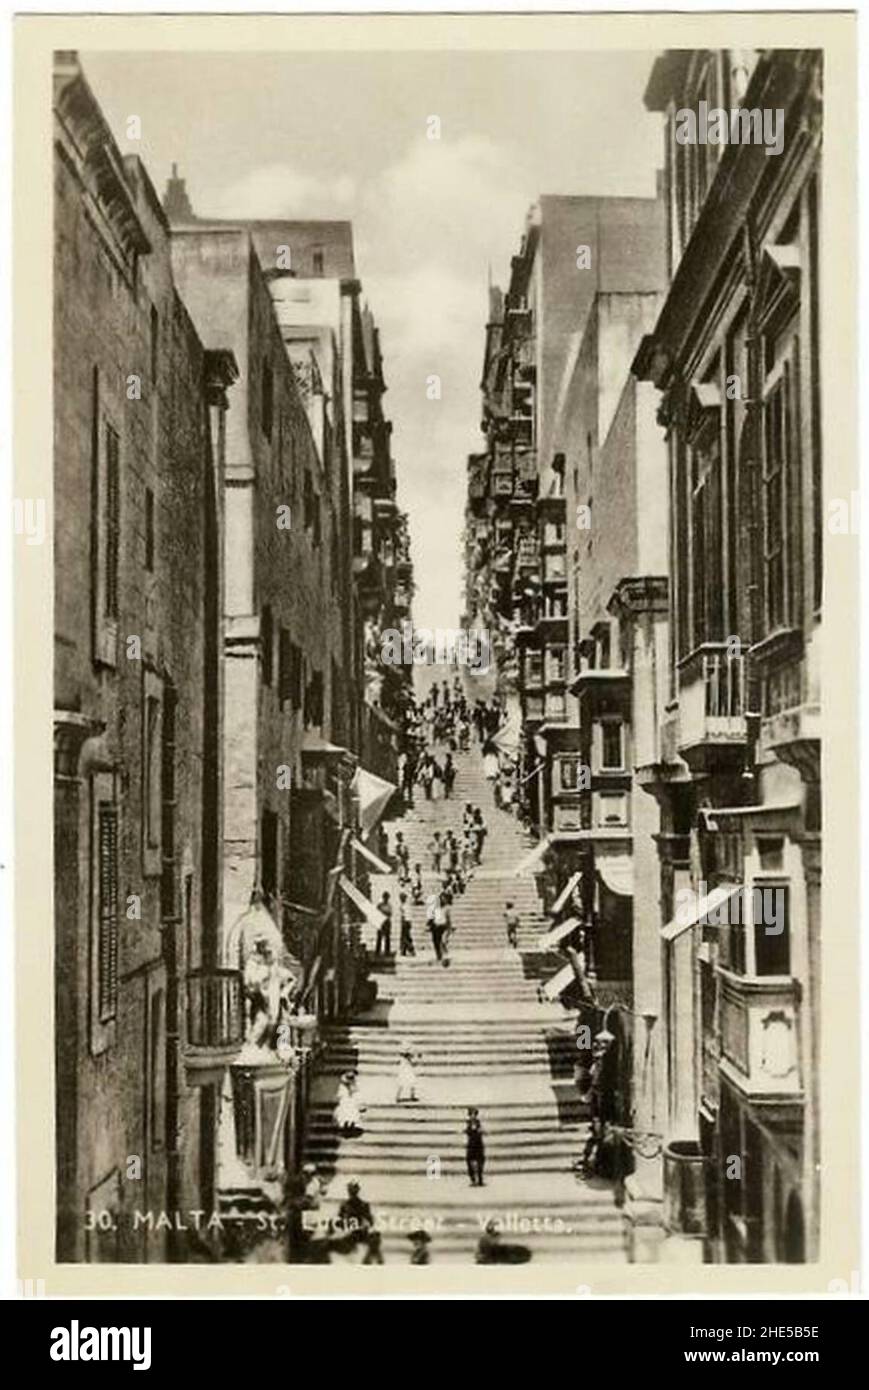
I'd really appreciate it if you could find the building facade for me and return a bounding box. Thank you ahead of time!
[53,56,413,1260]
[53,54,237,1260]
[635,47,823,1262]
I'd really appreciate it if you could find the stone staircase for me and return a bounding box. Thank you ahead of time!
[304,671,627,1264]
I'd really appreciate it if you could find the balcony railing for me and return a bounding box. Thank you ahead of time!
[677,645,747,769]
[703,649,745,718]
[187,967,243,1051]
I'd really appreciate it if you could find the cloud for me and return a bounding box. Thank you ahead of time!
[206,163,357,219]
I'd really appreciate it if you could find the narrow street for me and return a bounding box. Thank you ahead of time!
[304,666,627,1263]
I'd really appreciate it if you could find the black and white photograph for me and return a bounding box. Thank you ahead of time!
[10,9,861,1306]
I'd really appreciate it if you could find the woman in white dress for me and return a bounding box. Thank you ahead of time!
[482,738,500,781]
[395,1042,420,1103]
[334,1071,364,1134]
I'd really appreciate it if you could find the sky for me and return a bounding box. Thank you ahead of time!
[84,49,662,632]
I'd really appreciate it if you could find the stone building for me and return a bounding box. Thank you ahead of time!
[167,221,348,956]
[635,48,823,1262]
[162,185,412,775]
[467,196,666,875]
[53,53,237,1261]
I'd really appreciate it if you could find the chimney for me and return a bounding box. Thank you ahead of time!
[163,163,196,224]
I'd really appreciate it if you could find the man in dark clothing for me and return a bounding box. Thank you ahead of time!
[375,892,393,955]
[336,1180,376,1259]
[465,1107,486,1186]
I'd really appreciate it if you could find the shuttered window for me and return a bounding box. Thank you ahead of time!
[762,336,802,632]
[104,423,120,620]
[97,801,119,1023]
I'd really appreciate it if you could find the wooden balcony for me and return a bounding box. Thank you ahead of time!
[676,645,747,774]
[185,967,244,1083]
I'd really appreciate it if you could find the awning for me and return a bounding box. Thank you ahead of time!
[542,962,579,1002]
[352,767,397,836]
[514,836,551,877]
[493,707,522,758]
[662,882,740,943]
[339,874,386,928]
[351,836,392,875]
[597,854,634,897]
[538,916,581,949]
[550,871,581,916]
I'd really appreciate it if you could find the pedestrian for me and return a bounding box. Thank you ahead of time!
[395,1040,420,1103]
[482,736,499,781]
[428,830,443,873]
[443,752,456,799]
[410,862,424,905]
[465,1107,486,1186]
[336,1178,375,1257]
[446,830,459,872]
[408,1229,432,1265]
[334,1072,364,1135]
[439,891,453,967]
[399,892,415,957]
[504,900,520,949]
[375,891,393,956]
[430,756,443,800]
[419,756,434,800]
[425,890,442,961]
[394,831,410,882]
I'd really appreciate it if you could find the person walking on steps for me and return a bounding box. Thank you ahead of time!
[375,891,393,956]
[410,863,424,906]
[426,889,443,961]
[439,890,453,967]
[399,891,416,957]
[395,1040,420,1103]
[442,752,456,799]
[465,1107,486,1186]
[504,900,520,949]
[428,830,443,873]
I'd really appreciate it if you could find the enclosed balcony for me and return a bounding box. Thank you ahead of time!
[185,967,244,1084]
[718,970,802,1101]
[676,644,747,774]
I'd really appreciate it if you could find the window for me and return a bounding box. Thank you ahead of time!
[601,721,624,770]
[304,670,324,728]
[261,606,274,687]
[261,809,278,904]
[597,791,628,828]
[149,987,165,1152]
[690,414,724,646]
[762,333,801,632]
[160,683,177,919]
[145,693,161,850]
[150,304,159,384]
[145,487,155,572]
[261,358,274,441]
[753,882,791,976]
[559,756,583,792]
[96,799,119,1025]
[278,626,291,705]
[547,646,566,683]
[104,422,121,620]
